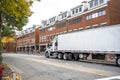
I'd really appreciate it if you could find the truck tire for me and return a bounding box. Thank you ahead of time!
[79,54,84,59]
[63,53,68,60]
[116,56,120,66]
[45,52,49,58]
[58,53,63,59]
[53,52,58,58]
[68,53,73,60]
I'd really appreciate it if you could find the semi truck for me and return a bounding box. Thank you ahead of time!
[45,24,120,66]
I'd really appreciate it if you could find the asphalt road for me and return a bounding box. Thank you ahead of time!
[2,53,120,80]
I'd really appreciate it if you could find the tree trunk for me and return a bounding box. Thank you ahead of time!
[0,12,3,64]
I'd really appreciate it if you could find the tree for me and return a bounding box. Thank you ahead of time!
[0,0,40,64]
[1,37,14,48]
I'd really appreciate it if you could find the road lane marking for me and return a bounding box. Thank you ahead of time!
[9,64,23,74]
[95,76,120,80]
[20,57,111,77]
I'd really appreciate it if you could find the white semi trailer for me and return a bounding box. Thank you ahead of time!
[45,24,120,66]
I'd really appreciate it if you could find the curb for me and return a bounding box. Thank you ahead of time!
[3,65,22,80]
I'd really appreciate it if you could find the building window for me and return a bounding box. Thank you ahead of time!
[62,13,67,19]
[86,16,89,20]
[98,11,102,16]
[79,7,82,12]
[92,13,96,18]
[95,13,98,18]
[57,22,66,28]
[69,17,82,25]
[86,10,106,20]
[86,26,91,29]
[41,36,47,42]
[79,27,83,30]
[78,17,82,22]
[94,0,98,6]
[76,9,78,13]
[98,10,106,16]
[49,17,56,23]
[89,1,93,8]
[101,24,107,27]
[40,29,45,33]
[101,10,106,16]
[92,13,99,18]
[72,10,75,14]
[100,0,104,4]
[93,25,98,28]
[86,15,92,20]
[93,24,98,28]
[101,22,107,27]
[48,26,56,31]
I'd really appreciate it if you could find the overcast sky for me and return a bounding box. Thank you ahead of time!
[23,0,89,29]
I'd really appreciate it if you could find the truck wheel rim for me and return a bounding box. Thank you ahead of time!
[63,54,67,60]
[58,54,61,59]
[58,54,60,58]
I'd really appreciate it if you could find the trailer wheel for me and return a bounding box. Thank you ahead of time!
[116,57,120,66]
[45,52,49,58]
[68,54,73,60]
[58,53,63,59]
[63,53,68,60]
[79,54,84,59]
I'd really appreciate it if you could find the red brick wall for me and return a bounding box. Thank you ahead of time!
[6,36,17,53]
[6,42,16,52]
[17,32,35,47]
[108,0,120,25]
[35,28,40,45]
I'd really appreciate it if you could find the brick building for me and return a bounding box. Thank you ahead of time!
[16,0,120,53]
[4,36,16,53]
[16,26,38,53]
[5,42,16,53]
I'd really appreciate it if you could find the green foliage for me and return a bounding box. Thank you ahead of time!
[0,0,33,30]
[1,25,15,37]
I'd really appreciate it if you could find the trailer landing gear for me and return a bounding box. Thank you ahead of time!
[74,54,79,61]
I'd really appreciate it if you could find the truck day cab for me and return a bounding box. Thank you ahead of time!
[45,24,120,66]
